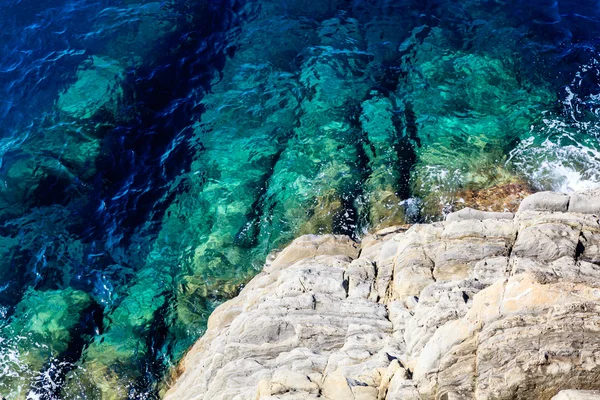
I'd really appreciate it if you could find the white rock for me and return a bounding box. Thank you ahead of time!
[166,189,600,400]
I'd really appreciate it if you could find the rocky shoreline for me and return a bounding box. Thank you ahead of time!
[164,189,600,400]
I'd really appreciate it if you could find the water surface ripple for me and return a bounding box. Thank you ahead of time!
[1,0,600,398]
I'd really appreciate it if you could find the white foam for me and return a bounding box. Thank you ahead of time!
[509,82,600,196]
[509,133,600,193]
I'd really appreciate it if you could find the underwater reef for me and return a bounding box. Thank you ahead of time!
[1,0,600,399]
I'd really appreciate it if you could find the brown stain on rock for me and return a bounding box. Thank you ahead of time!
[454,182,534,213]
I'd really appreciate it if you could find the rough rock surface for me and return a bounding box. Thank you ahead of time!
[553,391,600,400]
[165,189,600,400]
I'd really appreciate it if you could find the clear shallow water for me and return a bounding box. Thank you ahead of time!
[1,0,600,398]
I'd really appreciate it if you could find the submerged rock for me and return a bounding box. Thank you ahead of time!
[0,55,125,221]
[298,192,346,236]
[256,16,374,246]
[0,288,93,399]
[57,56,124,120]
[359,95,408,230]
[398,25,555,216]
[453,182,534,213]
[165,189,600,400]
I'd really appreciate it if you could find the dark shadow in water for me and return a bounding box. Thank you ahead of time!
[72,0,251,394]
[2,0,252,396]
[82,0,247,248]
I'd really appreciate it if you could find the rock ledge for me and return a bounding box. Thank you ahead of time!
[166,189,600,400]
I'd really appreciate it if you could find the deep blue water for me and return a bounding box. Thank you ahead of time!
[1,0,600,398]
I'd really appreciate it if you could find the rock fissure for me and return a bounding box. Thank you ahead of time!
[576,230,586,261]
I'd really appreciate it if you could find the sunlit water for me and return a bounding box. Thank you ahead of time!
[1,0,600,398]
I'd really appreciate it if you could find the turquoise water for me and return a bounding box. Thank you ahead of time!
[1,0,600,398]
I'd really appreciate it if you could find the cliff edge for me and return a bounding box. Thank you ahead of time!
[165,190,600,400]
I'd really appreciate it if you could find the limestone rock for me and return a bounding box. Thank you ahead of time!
[518,191,570,213]
[445,207,514,222]
[268,234,360,271]
[553,391,600,400]
[166,189,600,400]
[569,189,600,214]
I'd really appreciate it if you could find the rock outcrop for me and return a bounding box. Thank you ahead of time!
[165,189,600,400]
